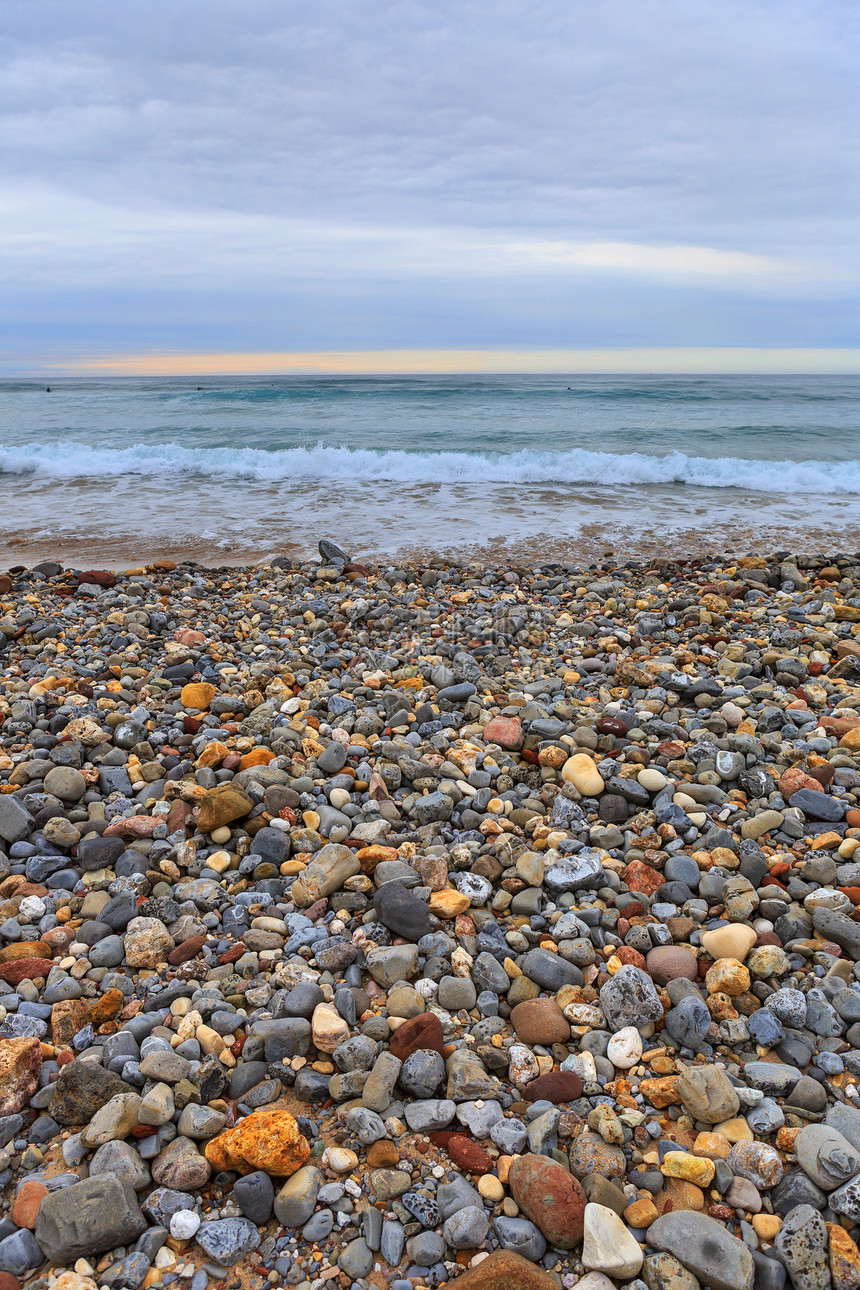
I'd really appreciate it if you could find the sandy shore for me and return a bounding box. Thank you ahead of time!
[4,522,860,574]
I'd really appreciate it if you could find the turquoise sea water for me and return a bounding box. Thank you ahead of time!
[1,374,859,563]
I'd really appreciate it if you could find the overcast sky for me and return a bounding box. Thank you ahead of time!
[2,0,858,370]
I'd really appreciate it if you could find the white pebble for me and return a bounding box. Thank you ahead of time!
[606,1026,643,1070]
[169,1209,201,1239]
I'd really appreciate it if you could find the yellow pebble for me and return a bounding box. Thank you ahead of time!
[478,1175,505,1203]
[713,1117,754,1143]
[661,1150,716,1186]
[752,1214,782,1241]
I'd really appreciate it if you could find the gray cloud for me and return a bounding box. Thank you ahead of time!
[1,0,857,356]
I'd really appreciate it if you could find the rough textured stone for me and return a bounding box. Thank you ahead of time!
[0,1039,41,1116]
[676,1066,740,1125]
[204,1107,310,1176]
[442,1250,561,1289]
[599,965,664,1030]
[35,1177,147,1262]
[508,1153,586,1249]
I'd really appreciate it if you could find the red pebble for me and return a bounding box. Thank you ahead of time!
[448,1135,492,1174]
[217,944,245,965]
[168,935,206,965]
[521,1071,583,1103]
[596,716,628,736]
[428,1129,469,1149]
[12,1181,48,1229]
[615,946,647,970]
[390,1013,445,1061]
[77,569,116,587]
[624,860,664,896]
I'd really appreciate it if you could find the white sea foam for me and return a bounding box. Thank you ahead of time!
[1,441,859,493]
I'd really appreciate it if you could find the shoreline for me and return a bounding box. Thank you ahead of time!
[4,525,860,574]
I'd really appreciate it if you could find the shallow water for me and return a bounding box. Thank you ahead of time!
[2,373,859,565]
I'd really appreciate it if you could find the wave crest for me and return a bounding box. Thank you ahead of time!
[1,441,858,494]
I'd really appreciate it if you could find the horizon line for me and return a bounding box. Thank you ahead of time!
[11,345,860,376]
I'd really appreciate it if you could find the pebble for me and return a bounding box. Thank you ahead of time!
[0,546,855,1287]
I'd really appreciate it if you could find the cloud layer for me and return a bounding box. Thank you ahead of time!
[2,0,858,366]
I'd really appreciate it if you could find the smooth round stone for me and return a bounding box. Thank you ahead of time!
[562,754,605,795]
[582,1203,644,1278]
[510,997,571,1045]
[169,1209,201,1239]
[638,768,668,792]
[322,1146,359,1173]
[338,1237,373,1279]
[478,1174,505,1202]
[442,1205,490,1250]
[606,1026,642,1069]
[645,946,697,985]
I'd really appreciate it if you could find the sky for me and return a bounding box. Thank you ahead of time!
[2,0,858,373]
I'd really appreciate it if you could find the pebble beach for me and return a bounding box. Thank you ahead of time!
[0,541,859,1290]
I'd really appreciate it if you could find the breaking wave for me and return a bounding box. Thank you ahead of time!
[2,441,859,493]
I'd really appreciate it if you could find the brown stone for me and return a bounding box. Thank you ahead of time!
[166,800,194,834]
[168,935,207,965]
[510,998,571,1045]
[521,1071,583,1103]
[11,1180,48,1229]
[508,1154,586,1248]
[102,816,160,839]
[197,784,254,834]
[366,1140,400,1168]
[482,716,524,750]
[389,1012,445,1061]
[77,570,116,587]
[828,1222,860,1290]
[0,1038,42,1115]
[615,946,647,970]
[440,1250,560,1290]
[625,860,664,895]
[0,958,54,985]
[448,1135,492,1174]
[0,940,52,964]
[51,999,91,1046]
[779,767,824,798]
[89,988,125,1028]
[646,946,698,985]
[204,1106,310,1176]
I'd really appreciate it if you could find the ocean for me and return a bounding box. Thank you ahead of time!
[2,373,859,567]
